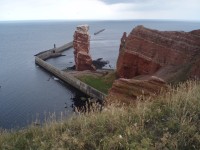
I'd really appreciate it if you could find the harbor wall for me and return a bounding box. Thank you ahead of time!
[35,42,106,101]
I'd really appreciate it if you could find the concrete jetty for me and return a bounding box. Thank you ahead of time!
[35,42,73,60]
[94,29,105,35]
[35,42,106,101]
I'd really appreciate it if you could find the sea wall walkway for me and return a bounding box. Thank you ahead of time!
[35,42,106,101]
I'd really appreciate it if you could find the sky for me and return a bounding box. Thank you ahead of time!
[0,0,199,21]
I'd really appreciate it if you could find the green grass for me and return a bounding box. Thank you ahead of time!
[0,80,200,150]
[77,72,116,94]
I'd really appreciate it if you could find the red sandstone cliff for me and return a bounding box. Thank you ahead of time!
[73,25,96,71]
[109,25,200,99]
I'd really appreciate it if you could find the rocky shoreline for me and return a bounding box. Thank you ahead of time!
[36,24,200,103]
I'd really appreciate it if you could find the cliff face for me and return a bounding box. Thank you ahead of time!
[109,76,168,101]
[117,25,200,79]
[110,26,200,99]
[73,25,96,71]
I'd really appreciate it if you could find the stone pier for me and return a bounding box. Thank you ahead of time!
[35,42,106,101]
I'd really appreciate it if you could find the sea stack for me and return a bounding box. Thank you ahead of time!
[73,25,96,71]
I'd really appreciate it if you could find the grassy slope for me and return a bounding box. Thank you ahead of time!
[0,80,200,150]
[77,72,116,94]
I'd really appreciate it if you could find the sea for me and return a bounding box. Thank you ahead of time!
[0,20,199,129]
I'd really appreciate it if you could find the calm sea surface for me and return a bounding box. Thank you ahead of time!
[0,20,199,129]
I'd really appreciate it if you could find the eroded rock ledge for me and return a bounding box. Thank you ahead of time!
[109,25,200,100]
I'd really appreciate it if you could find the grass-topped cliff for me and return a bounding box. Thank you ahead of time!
[77,71,116,94]
[0,80,200,149]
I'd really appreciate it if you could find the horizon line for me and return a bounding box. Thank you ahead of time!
[0,18,200,23]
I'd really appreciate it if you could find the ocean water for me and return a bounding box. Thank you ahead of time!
[0,20,199,129]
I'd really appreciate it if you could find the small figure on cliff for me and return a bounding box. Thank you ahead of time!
[54,44,56,48]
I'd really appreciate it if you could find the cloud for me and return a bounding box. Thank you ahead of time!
[102,0,136,4]
[105,0,200,21]
[0,0,199,21]
[101,0,149,4]
[0,0,115,20]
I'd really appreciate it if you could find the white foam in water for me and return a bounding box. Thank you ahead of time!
[53,77,59,81]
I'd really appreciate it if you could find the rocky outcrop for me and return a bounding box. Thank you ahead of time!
[73,25,96,71]
[92,58,109,69]
[109,76,168,100]
[109,25,200,100]
[117,25,200,79]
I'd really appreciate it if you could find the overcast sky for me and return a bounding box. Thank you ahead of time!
[0,0,199,21]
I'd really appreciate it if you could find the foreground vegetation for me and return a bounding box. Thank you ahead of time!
[0,80,200,149]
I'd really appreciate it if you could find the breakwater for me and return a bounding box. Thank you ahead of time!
[35,42,106,101]
[94,29,105,35]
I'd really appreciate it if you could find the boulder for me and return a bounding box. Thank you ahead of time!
[92,58,109,69]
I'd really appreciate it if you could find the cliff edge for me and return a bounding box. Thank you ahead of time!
[110,25,200,100]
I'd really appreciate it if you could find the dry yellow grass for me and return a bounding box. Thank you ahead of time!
[0,80,200,150]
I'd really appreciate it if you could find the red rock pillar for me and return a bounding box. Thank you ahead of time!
[119,32,127,50]
[73,25,96,71]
